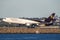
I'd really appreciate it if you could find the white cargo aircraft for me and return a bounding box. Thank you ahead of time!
[2,17,40,27]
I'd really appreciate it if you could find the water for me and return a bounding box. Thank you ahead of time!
[0,34,60,40]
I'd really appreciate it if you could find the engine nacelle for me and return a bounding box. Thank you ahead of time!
[26,23,39,28]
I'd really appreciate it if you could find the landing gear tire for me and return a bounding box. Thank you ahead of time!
[27,25,35,28]
[31,25,36,28]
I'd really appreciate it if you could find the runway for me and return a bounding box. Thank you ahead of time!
[0,26,60,34]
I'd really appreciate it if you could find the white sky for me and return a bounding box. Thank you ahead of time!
[0,0,60,18]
